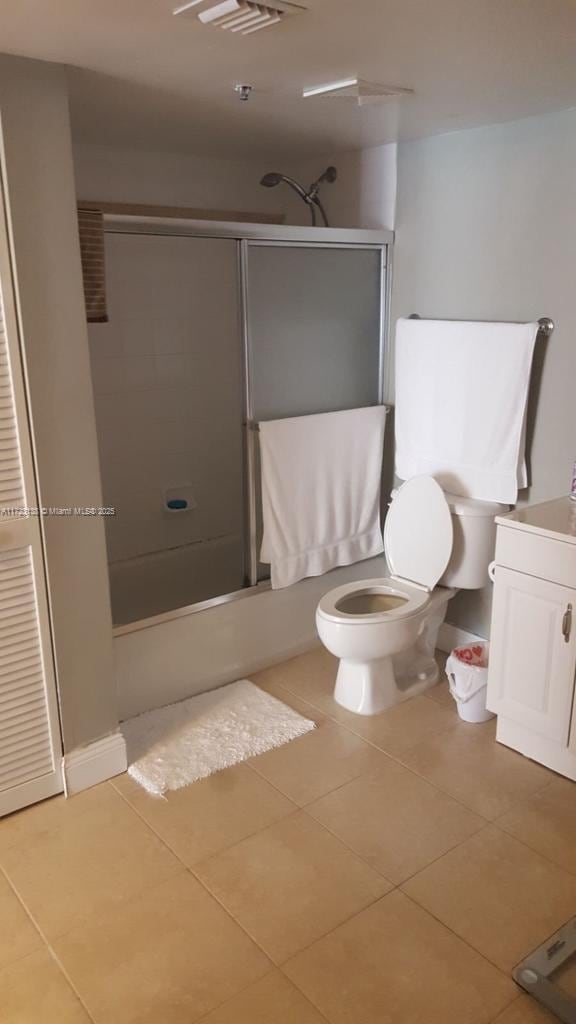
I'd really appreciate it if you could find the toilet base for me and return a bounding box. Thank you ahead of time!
[334,656,398,715]
[334,654,439,715]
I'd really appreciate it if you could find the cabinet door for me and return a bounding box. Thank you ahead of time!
[487,566,576,743]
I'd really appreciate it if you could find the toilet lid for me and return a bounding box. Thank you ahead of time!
[384,476,453,591]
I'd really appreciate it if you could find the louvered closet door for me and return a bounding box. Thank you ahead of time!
[0,178,63,816]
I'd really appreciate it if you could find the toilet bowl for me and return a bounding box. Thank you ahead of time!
[316,475,504,715]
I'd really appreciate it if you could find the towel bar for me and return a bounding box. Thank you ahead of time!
[408,313,554,337]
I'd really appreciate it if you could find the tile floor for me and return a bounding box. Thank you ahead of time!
[2,647,576,1023]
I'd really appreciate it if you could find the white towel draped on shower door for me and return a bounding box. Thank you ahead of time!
[259,406,387,589]
[395,318,539,504]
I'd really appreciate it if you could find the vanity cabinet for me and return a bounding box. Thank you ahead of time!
[487,497,576,780]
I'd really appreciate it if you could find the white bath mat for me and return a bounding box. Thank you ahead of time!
[121,679,316,797]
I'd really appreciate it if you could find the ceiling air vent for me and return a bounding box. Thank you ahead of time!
[173,0,306,35]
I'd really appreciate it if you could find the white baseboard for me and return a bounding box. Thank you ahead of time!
[63,730,127,796]
[437,622,486,654]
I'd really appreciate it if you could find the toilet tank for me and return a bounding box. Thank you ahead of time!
[439,493,507,589]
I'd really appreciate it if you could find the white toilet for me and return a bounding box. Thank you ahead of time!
[316,475,504,715]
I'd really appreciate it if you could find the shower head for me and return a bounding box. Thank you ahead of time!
[318,166,337,184]
[260,172,283,187]
[260,172,309,201]
[259,165,337,226]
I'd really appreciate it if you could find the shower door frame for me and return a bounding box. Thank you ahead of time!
[103,218,394,636]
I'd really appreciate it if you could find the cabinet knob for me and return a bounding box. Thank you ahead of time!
[562,603,572,643]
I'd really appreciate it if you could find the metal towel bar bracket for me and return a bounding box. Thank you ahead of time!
[408,313,554,337]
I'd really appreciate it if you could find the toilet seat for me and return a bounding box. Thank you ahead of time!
[317,577,430,624]
[317,476,454,627]
[385,475,453,591]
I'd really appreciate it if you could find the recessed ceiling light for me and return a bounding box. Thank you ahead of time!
[173,0,306,35]
[303,77,414,103]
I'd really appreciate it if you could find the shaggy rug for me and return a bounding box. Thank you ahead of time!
[122,679,316,797]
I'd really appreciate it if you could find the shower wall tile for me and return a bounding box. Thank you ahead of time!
[123,355,157,390]
[88,323,121,361]
[91,357,126,395]
[153,320,194,356]
[120,319,157,356]
[155,354,189,388]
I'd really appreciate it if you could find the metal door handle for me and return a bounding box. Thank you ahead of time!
[562,604,572,643]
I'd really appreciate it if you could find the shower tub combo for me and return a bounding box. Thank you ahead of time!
[88,218,396,718]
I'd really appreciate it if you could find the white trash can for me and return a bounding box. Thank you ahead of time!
[446,643,495,723]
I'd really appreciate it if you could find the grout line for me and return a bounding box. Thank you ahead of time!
[268,676,561,828]
[0,863,97,1023]
[193,965,334,1024]
[111,772,408,1003]
[488,817,576,881]
[263,680,498,819]
[399,887,521,995]
[192,852,394,972]
[110,769,301,864]
[300,799,489,889]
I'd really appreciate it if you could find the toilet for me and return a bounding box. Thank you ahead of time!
[316,475,504,715]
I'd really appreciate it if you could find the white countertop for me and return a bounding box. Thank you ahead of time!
[496,496,576,545]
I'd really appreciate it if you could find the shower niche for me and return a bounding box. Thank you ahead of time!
[88,221,391,627]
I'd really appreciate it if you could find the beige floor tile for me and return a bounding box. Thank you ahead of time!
[1,782,183,939]
[253,650,457,754]
[340,695,457,756]
[249,722,389,806]
[252,678,327,725]
[54,872,270,1024]
[426,678,455,708]
[399,721,553,819]
[284,888,515,1024]
[195,810,390,963]
[0,782,112,854]
[403,826,576,972]
[197,970,327,1023]
[0,872,42,970]
[251,647,339,718]
[0,950,91,1023]
[497,778,576,875]
[491,994,557,1022]
[307,755,485,883]
[113,763,295,866]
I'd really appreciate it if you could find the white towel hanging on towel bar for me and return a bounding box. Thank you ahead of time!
[259,406,388,589]
[394,318,539,504]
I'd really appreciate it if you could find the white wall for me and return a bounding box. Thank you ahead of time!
[73,141,287,219]
[282,143,397,229]
[72,140,397,231]
[392,108,576,635]
[0,55,118,752]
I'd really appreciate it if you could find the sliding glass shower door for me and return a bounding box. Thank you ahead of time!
[243,241,385,583]
[90,233,246,624]
[91,227,388,626]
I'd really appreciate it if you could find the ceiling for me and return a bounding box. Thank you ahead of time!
[2,0,576,159]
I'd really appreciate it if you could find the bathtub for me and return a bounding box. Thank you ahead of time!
[113,555,393,719]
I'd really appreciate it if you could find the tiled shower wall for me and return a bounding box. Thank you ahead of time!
[88,232,245,622]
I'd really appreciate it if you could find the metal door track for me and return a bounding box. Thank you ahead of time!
[514,917,576,1023]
